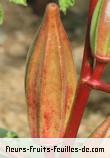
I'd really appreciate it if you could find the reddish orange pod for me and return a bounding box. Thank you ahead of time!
[25,3,77,138]
[90,0,110,62]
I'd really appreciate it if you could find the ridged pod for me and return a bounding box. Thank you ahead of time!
[90,0,110,62]
[25,3,77,138]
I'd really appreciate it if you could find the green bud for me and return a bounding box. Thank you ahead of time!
[90,0,110,62]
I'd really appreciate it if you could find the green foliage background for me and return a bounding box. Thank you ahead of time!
[59,0,76,13]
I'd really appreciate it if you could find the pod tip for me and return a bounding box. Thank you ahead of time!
[46,3,59,12]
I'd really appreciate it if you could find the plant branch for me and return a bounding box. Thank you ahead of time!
[64,0,98,138]
[85,61,110,93]
[86,80,110,93]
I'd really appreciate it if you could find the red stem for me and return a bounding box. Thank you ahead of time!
[64,83,91,137]
[64,57,109,137]
[92,61,105,80]
[86,62,110,93]
[64,0,98,138]
[87,80,110,93]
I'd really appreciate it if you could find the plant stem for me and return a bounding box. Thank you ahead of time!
[64,83,91,137]
[86,61,110,93]
[64,0,98,138]
[87,80,110,93]
[64,60,109,137]
[92,61,105,80]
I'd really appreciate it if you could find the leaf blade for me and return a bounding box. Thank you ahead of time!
[59,0,76,13]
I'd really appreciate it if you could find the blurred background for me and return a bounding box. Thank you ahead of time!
[0,0,110,137]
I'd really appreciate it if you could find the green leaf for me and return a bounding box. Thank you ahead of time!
[59,0,76,14]
[0,128,18,138]
[0,4,4,25]
[9,0,27,6]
